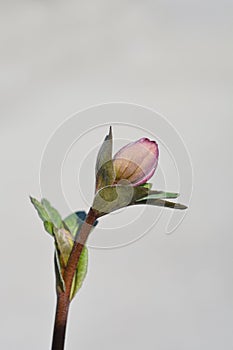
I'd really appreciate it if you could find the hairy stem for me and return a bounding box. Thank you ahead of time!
[51,207,99,350]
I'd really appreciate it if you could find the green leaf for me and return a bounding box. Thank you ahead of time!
[93,185,134,215]
[31,197,54,235]
[30,196,63,235]
[53,227,73,267]
[63,213,82,238]
[134,198,187,210]
[44,221,54,235]
[54,250,66,292]
[41,198,63,229]
[31,196,90,295]
[70,246,88,300]
[30,196,50,222]
[95,126,115,191]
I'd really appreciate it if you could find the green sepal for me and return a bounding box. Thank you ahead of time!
[132,185,150,202]
[95,126,115,191]
[136,191,179,201]
[93,185,134,215]
[135,198,187,210]
[70,246,88,300]
[93,184,185,215]
[130,185,178,203]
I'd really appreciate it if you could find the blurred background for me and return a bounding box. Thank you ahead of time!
[0,1,232,349]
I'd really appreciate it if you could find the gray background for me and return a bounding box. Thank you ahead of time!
[1,1,232,349]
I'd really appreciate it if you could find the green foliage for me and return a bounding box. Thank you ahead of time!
[132,185,150,202]
[63,213,81,237]
[54,250,66,292]
[30,197,63,235]
[93,183,183,215]
[136,190,179,201]
[70,246,88,300]
[30,196,51,224]
[53,227,89,297]
[31,196,89,299]
[41,198,63,229]
[53,227,73,267]
[31,179,186,301]
[44,221,53,235]
[95,126,115,191]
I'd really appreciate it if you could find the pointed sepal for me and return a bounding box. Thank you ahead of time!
[135,198,187,210]
[136,190,179,201]
[93,184,134,215]
[95,127,115,192]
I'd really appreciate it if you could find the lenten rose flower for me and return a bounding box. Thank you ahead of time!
[94,129,186,215]
[113,138,159,186]
[30,126,187,350]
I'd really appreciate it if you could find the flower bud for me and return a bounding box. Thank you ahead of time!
[113,138,159,186]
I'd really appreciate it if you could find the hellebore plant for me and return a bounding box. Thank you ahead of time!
[31,127,187,350]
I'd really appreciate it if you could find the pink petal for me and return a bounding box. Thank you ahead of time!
[113,138,159,186]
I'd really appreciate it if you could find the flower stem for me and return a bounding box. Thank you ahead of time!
[51,292,70,350]
[51,207,99,350]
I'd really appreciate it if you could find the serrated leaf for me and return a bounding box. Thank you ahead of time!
[93,185,134,215]
[70,246,88,300]
[54,250,66,292]
[95,126,115,191]
[53,227,73,267]
[41,198,63,229]
[134,198,187,210]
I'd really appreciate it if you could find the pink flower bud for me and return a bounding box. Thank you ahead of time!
[113,138,159,186]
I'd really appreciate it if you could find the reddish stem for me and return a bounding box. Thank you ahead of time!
[51,207,99,350]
